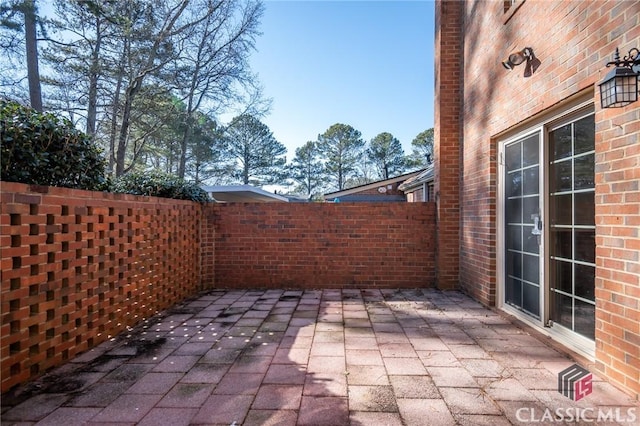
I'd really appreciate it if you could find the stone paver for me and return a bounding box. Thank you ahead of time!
[307,355,346,374]
[346,365,389,386]
[253,384,303,410]
[383,357,427,375]
[191,394,253,424]
[244,409,299,426]
[137,407,197,426]
[439,387,502,415]
[125,372,183,394]
[2,289,637,425]
[349,385,398,412]
[397,398,456,425]
[346,349,384,365]
[304,372,348,397]
[298,396,349,425]
[90,393,163,423]
[157,383,215,407]
[213,372,264,394]
[349,411,404,426]
[36,407,103,426]
[389,375,440,399]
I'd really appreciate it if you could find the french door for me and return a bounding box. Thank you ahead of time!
[500,108,595,357]
[504,133,541,318]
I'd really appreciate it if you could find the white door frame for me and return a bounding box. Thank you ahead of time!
[496,97,596,360]
[498,127,546,330]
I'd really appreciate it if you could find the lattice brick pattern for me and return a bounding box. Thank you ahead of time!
[1,182,203,392]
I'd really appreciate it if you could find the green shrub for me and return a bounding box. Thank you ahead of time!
[110,170,210,203]
[0,100,107,190]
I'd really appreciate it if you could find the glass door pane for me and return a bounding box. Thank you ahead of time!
[548,115,595,340]
[504,133,540,318]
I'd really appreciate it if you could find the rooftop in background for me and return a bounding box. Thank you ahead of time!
[398,165,434,192]
[324,170,423,202]
[202,184,289,203]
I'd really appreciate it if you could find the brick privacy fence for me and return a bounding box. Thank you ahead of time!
[1,184,436,392]
[209,202,436,289]
[1,182,203,393]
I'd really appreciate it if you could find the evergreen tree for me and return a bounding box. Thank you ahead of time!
[408,128,434,168]
[368,132,406,179]
[317,123,365,191]
[224,114,287,186]
[289,141,325,198]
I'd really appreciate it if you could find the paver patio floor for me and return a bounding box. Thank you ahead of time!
[2,289,637,425]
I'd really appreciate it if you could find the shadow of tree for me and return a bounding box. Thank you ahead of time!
[457,0,518,304]
[4,288,635,425]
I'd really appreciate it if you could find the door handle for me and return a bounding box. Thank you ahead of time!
[531,214,542,236]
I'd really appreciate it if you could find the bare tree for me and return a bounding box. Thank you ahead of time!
[113,0,194,176]
[175,0,264,178]
[11,0,267,179]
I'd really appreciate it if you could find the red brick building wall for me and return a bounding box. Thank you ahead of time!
[595,102,640,398]
[209,202,436,289]
[434,0,462,291]
[444,1,640,398]
[1,182,204,392]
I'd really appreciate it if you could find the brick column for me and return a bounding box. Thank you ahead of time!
[200,204,217,289]
[434,0,462,290]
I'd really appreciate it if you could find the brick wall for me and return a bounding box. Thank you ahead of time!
[2,184,437,392]
[451,0,640,398]
[595,104,640,398]
[1,182,204,393]
[209,202,436,289]
[434,0,462,291]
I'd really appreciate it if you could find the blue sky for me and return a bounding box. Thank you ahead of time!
[251,1,435,157]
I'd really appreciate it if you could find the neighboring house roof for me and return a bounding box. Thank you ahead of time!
[323,170,422,202]
[397,165,434,192]
[201,185,289,203]
[283,194,312,202]
[330,194,407,202]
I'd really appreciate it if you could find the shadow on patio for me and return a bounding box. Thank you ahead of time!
[2,288,636,425]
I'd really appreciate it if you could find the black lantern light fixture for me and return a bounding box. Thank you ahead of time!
[598,47,640,108]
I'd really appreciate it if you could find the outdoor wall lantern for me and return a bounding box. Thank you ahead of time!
[598,47,640,108]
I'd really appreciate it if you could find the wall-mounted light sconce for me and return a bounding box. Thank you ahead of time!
[502,48,533,70]
[502,47,539,77]
[598,47,640,108]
